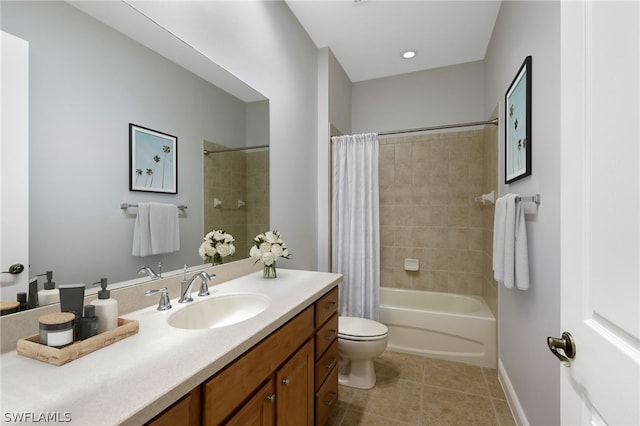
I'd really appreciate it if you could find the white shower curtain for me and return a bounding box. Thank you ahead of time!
[331,133,380,320]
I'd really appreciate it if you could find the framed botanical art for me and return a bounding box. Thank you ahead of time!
[505,56,532,184]
[129,123,178,194]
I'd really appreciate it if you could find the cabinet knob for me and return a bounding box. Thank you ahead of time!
[266,394,276,403]
[281,378,290,386]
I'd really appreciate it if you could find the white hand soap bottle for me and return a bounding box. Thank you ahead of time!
[91,278,118,333]
[38,271,60,305]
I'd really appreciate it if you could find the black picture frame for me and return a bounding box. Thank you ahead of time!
[505,56,532,184]
[129,123,178,194]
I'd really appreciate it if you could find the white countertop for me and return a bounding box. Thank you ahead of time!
[0,269,341,425]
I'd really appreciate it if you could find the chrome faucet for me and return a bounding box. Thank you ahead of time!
[179,271,215,303]
[138,265,162,280]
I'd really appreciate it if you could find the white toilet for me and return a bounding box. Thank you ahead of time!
[338,316,389,389]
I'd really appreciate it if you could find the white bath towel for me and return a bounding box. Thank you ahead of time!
[132,202,180,256]
[493,194,530,290]
[503,194,518,288]
[492,195,507,282]
[132,203,152,256]
[514,199,530,290]
[149,202,180,255]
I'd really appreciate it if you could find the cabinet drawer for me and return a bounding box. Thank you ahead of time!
[314,313,338,359]
[314,287,338,327]
[315,338,338,391]
[314,366,338,426]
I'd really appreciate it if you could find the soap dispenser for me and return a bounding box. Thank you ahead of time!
[91,278,118,333]
[38,271,60,305]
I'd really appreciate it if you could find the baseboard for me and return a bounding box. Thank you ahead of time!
[498,358,530,426]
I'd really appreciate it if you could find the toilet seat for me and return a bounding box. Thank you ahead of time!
[338,316,388,341]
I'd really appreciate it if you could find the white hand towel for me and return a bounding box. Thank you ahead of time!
[149,202,180,255]
[514,200,530,290]
[492,195,507,282]
[502,194,518,289]
[132,203,152,257]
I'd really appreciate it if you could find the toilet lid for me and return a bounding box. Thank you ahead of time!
[338,316,388,341]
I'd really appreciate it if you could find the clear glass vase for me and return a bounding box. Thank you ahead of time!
[263,262,277,279]
[211,253,223,266]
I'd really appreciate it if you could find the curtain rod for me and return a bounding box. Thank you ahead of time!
[378,118,499,136]
[203,144,269,155]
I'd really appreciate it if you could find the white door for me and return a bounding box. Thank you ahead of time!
[0,31,29,299]
[559,2,640,425]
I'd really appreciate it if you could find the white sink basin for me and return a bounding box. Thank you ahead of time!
[168,293,270,330]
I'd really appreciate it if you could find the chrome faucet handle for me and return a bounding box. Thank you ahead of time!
[146,287,171,311]
[198,271,215,297]
[198,278,210,297]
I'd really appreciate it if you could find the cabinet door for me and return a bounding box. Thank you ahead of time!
[146,387,201,426]
[276,340,314,426]
[226,380,275,426]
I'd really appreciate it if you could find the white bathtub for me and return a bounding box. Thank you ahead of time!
[379,287,496,368]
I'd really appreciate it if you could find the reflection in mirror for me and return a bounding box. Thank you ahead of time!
[0,1,269,309]
[203,143,270,261]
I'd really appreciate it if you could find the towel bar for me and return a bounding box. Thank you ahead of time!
[516,194,541,204]
[120,203,187,210]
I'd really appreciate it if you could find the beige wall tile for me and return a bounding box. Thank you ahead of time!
[378,129,496,299]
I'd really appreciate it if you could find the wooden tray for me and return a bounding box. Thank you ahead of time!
[17,318,139,366]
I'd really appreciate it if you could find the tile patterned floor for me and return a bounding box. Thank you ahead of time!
[328,351,516,426]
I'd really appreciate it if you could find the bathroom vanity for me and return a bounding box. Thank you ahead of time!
[0,267,341,425]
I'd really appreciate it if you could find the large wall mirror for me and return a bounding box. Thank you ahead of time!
[0,1,269,307]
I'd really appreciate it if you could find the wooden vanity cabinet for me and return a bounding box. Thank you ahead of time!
[148,285,339,426]
[313,287,339,426]
[274,339,314,425]
[225,380,274,426]
[146,386,201,426]
[204,306,314,425]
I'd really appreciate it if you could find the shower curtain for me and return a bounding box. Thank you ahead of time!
[331,133,380,320]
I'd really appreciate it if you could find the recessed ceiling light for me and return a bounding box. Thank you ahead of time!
[402,50,417,59]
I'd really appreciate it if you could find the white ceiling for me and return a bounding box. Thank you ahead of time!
[285,0,502,82]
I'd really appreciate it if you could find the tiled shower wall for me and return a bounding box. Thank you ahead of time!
[203,141,269,260]
[379,125,498,316]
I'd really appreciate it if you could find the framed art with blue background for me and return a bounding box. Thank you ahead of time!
[129,123,178,194]
[505,56,532,184]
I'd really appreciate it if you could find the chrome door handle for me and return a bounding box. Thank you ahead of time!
[547,331,576,367]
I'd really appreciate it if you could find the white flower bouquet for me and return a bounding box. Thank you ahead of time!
[250,230,290,278]
[199,229,236,264]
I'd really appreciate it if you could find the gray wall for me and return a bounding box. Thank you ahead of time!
[1,1,248,285]
[484,2,561,425]
[317,47,353,272]
[352,61,485,133]
[347,3,562,421]
[132,1,320,271]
